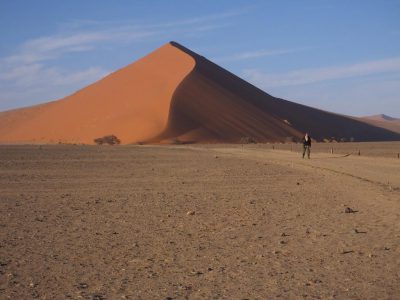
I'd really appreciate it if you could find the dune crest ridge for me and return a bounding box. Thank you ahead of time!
[1,41,400,144]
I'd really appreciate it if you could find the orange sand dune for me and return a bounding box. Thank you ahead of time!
[0,42,399,144]
[0,43,195,144]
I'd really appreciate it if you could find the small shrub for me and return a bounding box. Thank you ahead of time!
[240,136,257,144]
[284,136,296,143]
[94,135,121,145]
[171,138,184,145]
[323,137,337,143]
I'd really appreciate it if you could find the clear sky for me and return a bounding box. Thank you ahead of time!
[1,0,399,117]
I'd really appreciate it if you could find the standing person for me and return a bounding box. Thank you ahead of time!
[302,133,311,159]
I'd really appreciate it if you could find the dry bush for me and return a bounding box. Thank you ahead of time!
[240,136,257,144]
[94,135,121,145]
[171,138,184,145]
[284,136,297,143]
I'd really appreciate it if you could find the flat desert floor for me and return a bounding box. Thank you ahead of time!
[0,142,399,299]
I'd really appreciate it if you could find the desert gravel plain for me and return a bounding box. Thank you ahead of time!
[0,142,399,299]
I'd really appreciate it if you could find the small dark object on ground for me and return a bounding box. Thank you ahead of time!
[77,283,88,289]
[345,207,357,213]
[94,135,121,145]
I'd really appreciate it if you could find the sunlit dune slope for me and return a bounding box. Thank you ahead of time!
[0,43,195,144]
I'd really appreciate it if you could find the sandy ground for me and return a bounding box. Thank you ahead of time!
[0,143,399,299]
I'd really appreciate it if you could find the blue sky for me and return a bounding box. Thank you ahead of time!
[1,0,399,117]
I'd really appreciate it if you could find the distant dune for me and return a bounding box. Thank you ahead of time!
[1,42,399,144]
[363,114,399,122]
[358,114,400,134]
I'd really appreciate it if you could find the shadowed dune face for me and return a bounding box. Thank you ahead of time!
[155,42,400,143]
[0,43,195,144]
[155,49,302,143]
[0,41,400,144]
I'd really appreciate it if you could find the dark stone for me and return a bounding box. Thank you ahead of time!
[77,283,88,289]
[345,207,357,213]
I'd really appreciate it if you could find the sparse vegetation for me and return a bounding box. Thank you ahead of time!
[284,136,296,143]
[94,135,121,145]
[240,136,257,144]
[323,137,338,143]
[171,138,184,145]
